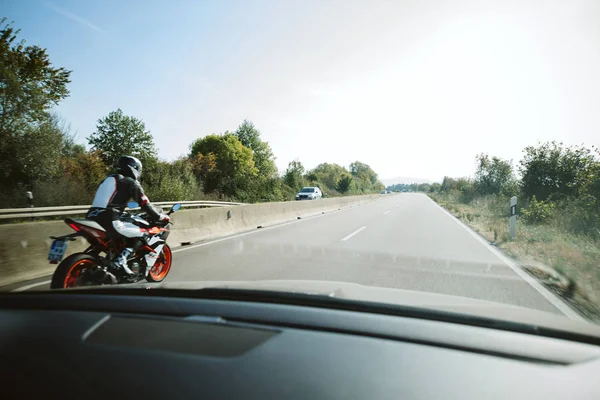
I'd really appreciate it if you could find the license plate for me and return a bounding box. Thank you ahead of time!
[48,240,68,264]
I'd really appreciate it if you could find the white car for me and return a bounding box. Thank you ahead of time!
[295,187,322,200]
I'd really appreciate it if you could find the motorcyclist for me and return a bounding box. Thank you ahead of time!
[86,155,170,275]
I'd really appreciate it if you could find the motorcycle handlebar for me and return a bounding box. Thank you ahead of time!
[121,211,175,227]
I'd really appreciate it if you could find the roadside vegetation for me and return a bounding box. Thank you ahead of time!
[415,147,600,321]
[0,18,384,208]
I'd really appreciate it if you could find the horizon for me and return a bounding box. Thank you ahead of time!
[4,0,600,182]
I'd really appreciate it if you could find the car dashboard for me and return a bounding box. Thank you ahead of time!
[0,290,599,400]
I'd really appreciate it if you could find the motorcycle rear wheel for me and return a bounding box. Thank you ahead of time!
[50,253,102,289]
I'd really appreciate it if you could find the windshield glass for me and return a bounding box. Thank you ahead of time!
[1,1,599,329]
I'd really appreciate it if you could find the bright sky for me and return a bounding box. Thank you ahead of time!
[4,0,600,182]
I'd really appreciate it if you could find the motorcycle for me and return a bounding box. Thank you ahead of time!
[48,202,182,289]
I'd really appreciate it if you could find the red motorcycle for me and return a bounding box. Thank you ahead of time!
[48,202,181,289]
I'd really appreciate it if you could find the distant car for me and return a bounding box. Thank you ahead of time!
[381,190,387,194]
[296,187,322,200]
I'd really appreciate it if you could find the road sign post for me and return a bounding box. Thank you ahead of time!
[509,196,517,240]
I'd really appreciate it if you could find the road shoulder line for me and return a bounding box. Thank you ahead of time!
[425,195,584,321]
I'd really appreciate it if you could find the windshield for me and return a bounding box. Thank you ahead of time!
[1,1,599,330]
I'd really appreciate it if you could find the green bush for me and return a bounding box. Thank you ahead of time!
[336,175,354,193]
[519,141,596,202]
[34,178,92,206]
[441,177,477,204]
[555,195,600,238]
[522,196,556,224]
[144,158,202,202]
[459,183,477,204]
[500,179,520,198]
[429,182,441,193]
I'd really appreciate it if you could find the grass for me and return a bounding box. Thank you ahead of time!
[429,193,600,323]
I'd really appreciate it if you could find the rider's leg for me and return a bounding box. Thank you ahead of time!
[111,220,145,275]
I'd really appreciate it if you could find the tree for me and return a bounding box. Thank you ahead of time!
[417,183,431,192]
[374,182,385,191]
[578,147,600,200]
[0,18,71,135]
[349,161,382,193]
[519,141,596,201]
[0,19,72,195]
[336,174,354,193]
[144,157,200,202]
[190,133,257,198]
[429,182,442,193]
[60,150,107,194]
[474,153,515,196]
[191,152,218,178]
[87,109,157,168]
[387,183,414,192]
[440,176,477,203]
[234,120,276,175]
[58,116,86,158]
[233,120,276,173]
[283,160,306,191]
[307,163,348,192]
[350,161,375,181]
[0,113,67,188]
[233,120,278,201]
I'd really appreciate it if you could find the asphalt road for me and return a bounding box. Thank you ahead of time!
[9,194,570,316]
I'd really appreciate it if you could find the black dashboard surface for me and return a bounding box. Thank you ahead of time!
[1,292,599,400]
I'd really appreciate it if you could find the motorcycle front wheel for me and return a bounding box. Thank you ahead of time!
[146,244,172,282]
[50,253,102,289]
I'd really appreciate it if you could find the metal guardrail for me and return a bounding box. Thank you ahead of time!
[0,200,245,220]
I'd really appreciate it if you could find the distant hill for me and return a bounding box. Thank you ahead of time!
[380,177,433,186]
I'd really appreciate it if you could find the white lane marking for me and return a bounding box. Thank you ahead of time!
[173,200,378,254]
[340,226,367,242]
[383,210,390,215]
[425,195,584,321]
[12,280,51,292]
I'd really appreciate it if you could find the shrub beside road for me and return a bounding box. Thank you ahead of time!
[425,143,600,322]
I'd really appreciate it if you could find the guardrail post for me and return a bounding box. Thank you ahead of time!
[509,196,517,240]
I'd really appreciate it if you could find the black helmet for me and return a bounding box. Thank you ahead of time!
[117,156,143,181]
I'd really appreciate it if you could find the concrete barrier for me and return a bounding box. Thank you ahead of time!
[0,195,379,287]
[168,194,379,245]
[0,221,90,286]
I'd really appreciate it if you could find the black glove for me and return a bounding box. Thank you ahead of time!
[158,214,171,226]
